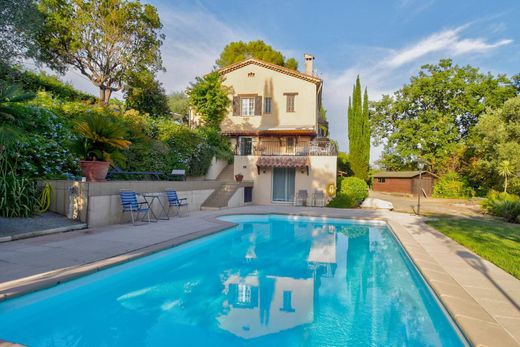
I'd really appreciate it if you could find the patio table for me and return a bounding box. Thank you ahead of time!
[142,193,169,221]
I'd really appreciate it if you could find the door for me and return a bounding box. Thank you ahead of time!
[272,167,295,202]
[240,137,253,155]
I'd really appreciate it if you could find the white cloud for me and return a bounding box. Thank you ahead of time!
[322,23,512,161]
[156,6,260,93]
[385,25,512,68]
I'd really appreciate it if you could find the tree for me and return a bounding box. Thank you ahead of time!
[319,106,329,136]
[38,0,164,103]
[0,83,35,147]
[473,96,520,192]
[512,73,520,94]
[370,59,516,174]
[348,76,370,180]
[216,40,298,70]
[498,160,513,193]
[0,0,43,67]
[187,72,232,130]
[125,71,170,117]
[168,92,189,123]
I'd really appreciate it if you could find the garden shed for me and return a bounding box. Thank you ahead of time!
[373,171,436,196]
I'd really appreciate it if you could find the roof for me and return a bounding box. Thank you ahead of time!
[217,58,323,86]
[373,171,433,178]
[256,156,310,168]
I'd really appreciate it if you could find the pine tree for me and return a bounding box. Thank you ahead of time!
[348,76,370,180]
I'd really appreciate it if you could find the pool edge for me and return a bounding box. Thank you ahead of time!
[1,211,518,347]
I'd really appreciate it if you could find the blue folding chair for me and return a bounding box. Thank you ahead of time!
[119,190,151,225]
[166,189,189,216]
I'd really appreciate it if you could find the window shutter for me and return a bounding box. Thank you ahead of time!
[255,96,262,115]
[233,96,240,116]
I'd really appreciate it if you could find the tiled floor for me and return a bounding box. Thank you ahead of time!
[0,206,518,346]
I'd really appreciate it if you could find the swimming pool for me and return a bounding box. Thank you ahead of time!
[0,214,467,346]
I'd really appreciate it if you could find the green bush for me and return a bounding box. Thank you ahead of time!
[0,152,40,217]
[327,177,369,208]
[482,191,520,223]
[433,172,474,198]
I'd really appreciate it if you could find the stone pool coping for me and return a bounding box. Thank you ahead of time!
[0,206,518,346]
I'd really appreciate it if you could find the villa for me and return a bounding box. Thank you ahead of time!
[190,55,337,205]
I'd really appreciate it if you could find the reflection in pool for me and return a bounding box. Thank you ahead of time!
[0,215,467,346]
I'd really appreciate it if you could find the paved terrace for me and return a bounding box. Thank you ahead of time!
[0,206,519,347]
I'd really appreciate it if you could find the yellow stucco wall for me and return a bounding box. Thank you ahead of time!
[234,155,337,205]
[218,63,319,133]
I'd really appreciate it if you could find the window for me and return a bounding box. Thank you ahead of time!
[377,178,386,183]
[286,137,295,153]
[264,97,272,114]
[237,283,252,304]
[241,97,255,116]
[240,137,253,155]
[286,94,296,112]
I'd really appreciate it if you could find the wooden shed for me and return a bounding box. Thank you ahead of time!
[373,171,436,196]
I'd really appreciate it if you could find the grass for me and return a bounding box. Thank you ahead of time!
[425,217,520,279]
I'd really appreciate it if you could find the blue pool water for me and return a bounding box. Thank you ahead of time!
[0,215,467,346]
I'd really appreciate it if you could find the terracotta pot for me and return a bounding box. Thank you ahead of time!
[79,160,110,182]
[235,174,244,182]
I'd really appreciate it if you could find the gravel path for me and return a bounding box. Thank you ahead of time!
[0,212,83,238]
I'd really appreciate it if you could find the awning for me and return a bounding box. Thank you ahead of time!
[256,156,310,175]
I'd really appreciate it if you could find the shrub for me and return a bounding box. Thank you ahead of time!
[0,152,39,217]
[482,191,520,223]
[433,172,474,198]
[327,177,369,208]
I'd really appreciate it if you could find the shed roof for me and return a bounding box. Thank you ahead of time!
[373,171,432,178]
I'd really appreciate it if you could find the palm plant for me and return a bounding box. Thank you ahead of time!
[498,160,513,193]
[0,83,35,148]
[75,112,131,165]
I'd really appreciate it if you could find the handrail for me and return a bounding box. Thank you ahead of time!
[235,139,337,156]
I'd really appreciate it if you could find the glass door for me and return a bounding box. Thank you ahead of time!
[272,167,295,202]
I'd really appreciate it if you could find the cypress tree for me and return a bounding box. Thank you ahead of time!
[348,76,370,180]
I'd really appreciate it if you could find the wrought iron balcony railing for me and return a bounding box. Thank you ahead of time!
[235,139,337,156]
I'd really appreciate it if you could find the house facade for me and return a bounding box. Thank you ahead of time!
[191,55,337,205]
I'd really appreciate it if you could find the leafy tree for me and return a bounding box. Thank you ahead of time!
[216,40,298,70]
[337,151,353,176]
[348,76,370,180]
[370,59,516,174]
[498,160,513,193]
[473,96,520,192]
[168,91,189,123]
[187,72,232,130]
[319,106,329,136]
[38,0,164,103]
[0,0,43,67]
[0,83,35,147]
[512,73,520,94]
[125,71,170,117]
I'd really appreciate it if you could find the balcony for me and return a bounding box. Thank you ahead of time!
[235,139,337,156]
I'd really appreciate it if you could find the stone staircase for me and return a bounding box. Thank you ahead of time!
[216,164,234,182]
[200,182,240,210]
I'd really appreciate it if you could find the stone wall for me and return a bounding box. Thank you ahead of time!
[43,180,223,228]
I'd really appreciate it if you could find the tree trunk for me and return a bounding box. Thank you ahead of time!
[504,176,508,193]
[105,89,112,103]
[99,87,106,104]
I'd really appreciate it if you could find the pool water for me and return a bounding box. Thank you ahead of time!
[0,215,467,346]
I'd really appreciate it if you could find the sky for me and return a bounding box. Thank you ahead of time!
[54,0,520,161]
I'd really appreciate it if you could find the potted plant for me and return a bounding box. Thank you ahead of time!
[75,112,131,182]
[235,173,244,182]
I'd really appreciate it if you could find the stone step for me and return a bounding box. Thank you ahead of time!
[216,164,235,182]
[200,182,240,209]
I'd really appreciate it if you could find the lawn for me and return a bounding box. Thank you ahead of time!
[425,218,520,279]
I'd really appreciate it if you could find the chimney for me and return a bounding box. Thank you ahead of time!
[304,54,315,75]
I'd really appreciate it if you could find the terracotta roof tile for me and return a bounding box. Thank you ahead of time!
[256,156,310,168]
